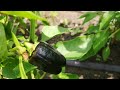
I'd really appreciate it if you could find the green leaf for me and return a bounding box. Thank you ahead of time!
[51,75,59,79]
[115,12,120,23]
[99,11,116,30]
[0,16,6,23]
[13,61,37,78]
[115,30,120,41]
[41,26,71,41]
[85,25,99,34]
[80,12,98,25]
[80,47,95,61]
[0,23,7,60]
[102,46,110,61]
[56,35,94,59]
[18,17,27,29]
[0,16,5,20]
[2,57,19,79]
[2,57,36,79]
[93,30,110,54]
[80,30,110,61]
[58,73,79,79]
[7,40,14,49]
[0,11,49,25]
[4,21,13,40]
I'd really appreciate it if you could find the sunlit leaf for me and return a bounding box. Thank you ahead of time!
[41,26,70,41]
[0,11,49,25]
[0,23,7,60]
[80,47,95,61]
[58,72,79,79]
[0,16,6,23]
[99,11,116,30]
[56,35,94,59]
[80,12,98,25]
[93,30,110,54]
[80,30,110,61]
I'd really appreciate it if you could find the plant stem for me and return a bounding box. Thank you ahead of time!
[11,31,20,46]
[7,52,15,56]
[30,70,35,79]
[12,23,19,35]
[19,56,28,79]
[5,15,8,24]
[30,19,36,43]
[40,72,46,79]
[109,28,120,39]
[0,66,2,79]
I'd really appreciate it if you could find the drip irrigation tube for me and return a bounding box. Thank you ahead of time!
[66,60,120,73]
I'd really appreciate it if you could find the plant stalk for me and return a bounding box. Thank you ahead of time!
[30,70,35,79]
[109,28,120,39]
[19,56,28,79]
[40,72,46,79]
[11,31,20,46]
[30,19,36,43]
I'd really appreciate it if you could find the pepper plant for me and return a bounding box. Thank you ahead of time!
[0,11,120,79]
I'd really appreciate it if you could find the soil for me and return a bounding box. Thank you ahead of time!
[39,11,120,79]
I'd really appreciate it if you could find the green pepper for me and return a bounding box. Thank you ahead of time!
[29,42,66,74]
